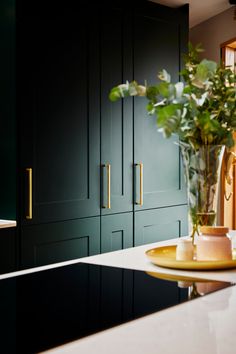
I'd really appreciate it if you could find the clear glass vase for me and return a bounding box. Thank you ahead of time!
[179,143,225,240]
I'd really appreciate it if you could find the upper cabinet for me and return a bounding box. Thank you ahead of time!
[18,11,101,224]
[18,3,188,226]
[101,8,133,215]
[133,4,187,210]
[14,1,189,268]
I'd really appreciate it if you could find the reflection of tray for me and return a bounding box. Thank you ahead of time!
[145,245,236,270]
[146,271,211,283]
[146,272,231,294]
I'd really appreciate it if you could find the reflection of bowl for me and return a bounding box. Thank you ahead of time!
[178,281,193,288]
[196,281,230,295]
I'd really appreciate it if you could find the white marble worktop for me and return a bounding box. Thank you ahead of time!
[1,233,236,354]
[44,236,236,354]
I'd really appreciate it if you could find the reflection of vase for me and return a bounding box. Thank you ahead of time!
[180,143,225,239]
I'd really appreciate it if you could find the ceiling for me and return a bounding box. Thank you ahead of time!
[150,0,233,28]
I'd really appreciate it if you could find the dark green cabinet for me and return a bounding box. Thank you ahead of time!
[134,205,188,246]
[0,0,16,221]
[101,9,133,215]
[101,213,133,253]
[15,1,189,269]
[19,12,100,225]
[20,217,100,269]
[0,227,17,274]
[133,6,187,211]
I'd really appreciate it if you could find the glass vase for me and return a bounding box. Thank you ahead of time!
[179,143,225,241]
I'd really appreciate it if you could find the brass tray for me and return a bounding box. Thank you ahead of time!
[145,245,236,270]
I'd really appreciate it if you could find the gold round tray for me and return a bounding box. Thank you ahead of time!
[145,245,236,270]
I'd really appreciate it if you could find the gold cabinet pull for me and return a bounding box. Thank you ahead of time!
[107,164,111,209]
[102,164,111,209]
[136,163,143,206]
[26,168,32,219]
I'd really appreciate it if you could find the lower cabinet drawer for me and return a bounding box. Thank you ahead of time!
[20,205,187,269]
[134,205,188,246]
[21,217,100,269]
[101,212,133,253]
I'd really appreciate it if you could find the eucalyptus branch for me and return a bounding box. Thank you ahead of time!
[109,43,236,149]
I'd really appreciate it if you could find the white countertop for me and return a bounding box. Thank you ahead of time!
[44,236,236,354]
[1,233,236,354]
[0,219,16,229]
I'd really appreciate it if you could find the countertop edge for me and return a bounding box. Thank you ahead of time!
[0,219,17,229]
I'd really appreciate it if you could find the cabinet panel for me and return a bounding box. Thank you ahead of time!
[0,0,16,220]
[100,265,133,327]
[134,205,188,246]
[15,2,189,269]
[21,217,100,268]
[101,213,133,253]
[19,12,100,224]
[133,11,187,211]
[0,228,17,274]
[101,8,133,215]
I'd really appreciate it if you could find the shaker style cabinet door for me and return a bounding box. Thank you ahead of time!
[18,11,100,224]
[101,8,133,215]
[0,227,16,274]
[20,216,100,269]
[101,212,133,253]
[133,5,187,211]
[134,205,188,246]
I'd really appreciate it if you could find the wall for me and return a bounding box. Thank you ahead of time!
[189,6,236,62]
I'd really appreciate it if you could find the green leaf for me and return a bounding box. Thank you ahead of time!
[146,102,155,115]
[157,82,170,98]
[195,59,217,82]
[146,86,159,100]
[156,104,181,125]
[109,87,121,102]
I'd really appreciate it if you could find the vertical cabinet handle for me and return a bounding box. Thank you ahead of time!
[26,168,33,219]
[102,164,111,209]
[136,163,143,206]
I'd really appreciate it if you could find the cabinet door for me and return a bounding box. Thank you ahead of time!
[19,12,100,224]
[101,8,133,215]
[0,228,17,274]
[0,0,16,221]
[101,213,133,253]
[20,217,100,269]
[133,5,187,211]
[134,205,188,246]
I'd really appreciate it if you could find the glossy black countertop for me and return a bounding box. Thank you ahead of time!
[0,262,232,354]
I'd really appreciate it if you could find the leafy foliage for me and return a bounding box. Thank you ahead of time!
[109,43,236,149]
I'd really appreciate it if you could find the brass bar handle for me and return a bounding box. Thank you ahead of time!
[107,164,111,209]
[26,168,33,219]
[136,163,143,206]
[102,164,111,209]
